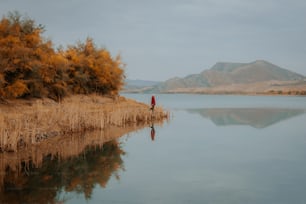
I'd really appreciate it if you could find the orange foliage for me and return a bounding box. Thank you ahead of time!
[64,38,125,95]
[0,11,125,100]
[5,80,29,98]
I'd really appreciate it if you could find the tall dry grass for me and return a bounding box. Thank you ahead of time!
[0,120,164,189]
[0,94,169,152]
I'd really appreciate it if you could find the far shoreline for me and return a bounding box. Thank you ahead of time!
[122,91,306,96]
[162,91,306,96]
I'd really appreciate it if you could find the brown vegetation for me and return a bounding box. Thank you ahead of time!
[0,94,168,202]
[0,120,167,201]
[0,94,169,153]
[0,13,168,201]
[0,11,124,101]
[0,12,169,154]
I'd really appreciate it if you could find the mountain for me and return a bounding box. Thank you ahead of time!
[154,60,305,93]
[122,79,160,93]
[125,79,160,87]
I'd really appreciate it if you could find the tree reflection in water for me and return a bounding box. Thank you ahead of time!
[0,140,124,203]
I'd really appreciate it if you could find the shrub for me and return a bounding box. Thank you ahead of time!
[0,11,124,100]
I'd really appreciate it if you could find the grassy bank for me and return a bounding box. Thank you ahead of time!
[0,121,165,191]
[0,94,169,152]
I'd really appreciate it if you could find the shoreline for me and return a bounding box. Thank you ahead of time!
[162,90,306,96]
[123,80,306,96]
[122,90,306,96]
[0,94,169,153]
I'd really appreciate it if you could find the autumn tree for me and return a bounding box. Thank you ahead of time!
[0,11,125,100]
[64,38,125,95]
[0,11,50,98]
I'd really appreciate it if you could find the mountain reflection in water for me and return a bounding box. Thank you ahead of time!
[188,108,306,128]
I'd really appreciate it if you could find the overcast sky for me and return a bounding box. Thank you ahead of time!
[1,0,306,80]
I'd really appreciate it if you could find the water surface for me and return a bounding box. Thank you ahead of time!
[1,94,306,204]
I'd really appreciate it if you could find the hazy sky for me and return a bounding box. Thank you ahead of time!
[1,0,306,80]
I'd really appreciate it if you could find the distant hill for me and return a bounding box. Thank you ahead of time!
[122,79,160,93]
[155,60,305,92]
[122,60,306,95]
[125,79,160,87]
[151,60,306,93]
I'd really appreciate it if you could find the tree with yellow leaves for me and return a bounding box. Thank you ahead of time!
[0,11,48,98]
[0,11,125,101]
[64,38,125,96]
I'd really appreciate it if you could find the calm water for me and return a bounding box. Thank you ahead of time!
[2,94,306,204]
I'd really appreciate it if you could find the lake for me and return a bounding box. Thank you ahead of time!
[1,94,306,204]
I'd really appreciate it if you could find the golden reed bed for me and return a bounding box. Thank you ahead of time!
[0,121,166,191]
[0,94,169,152]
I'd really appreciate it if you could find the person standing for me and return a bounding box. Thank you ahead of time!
[150,95,156,111]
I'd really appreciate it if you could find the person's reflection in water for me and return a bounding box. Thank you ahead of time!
[150,124,155,141]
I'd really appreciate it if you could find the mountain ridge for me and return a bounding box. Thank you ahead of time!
[154,60,305,92]
[122,60,306,95]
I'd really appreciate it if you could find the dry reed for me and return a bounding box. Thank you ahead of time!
[0,121,162,189]
[0,94,169,152]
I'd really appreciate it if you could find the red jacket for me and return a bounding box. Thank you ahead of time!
[151,96,156,106]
